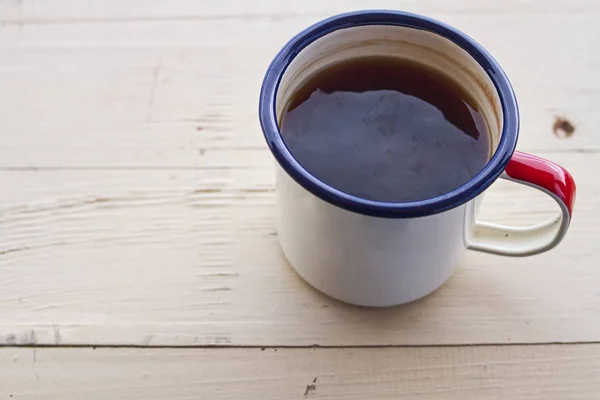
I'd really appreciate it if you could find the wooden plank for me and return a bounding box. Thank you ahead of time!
[1,345,600,399]
[1,0,599,347]
[1,150,598,346]
[0,0,597,22]
[0,11,598,168]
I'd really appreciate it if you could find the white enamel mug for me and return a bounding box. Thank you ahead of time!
[259,11,576,307]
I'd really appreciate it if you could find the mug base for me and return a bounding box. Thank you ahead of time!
[281,247,458,308]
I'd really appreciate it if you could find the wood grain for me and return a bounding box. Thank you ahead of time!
[2,1,599,398]
[2,345,600,399]
[1,0,599,347]
[0,0,597,22]
[1,149,597,346]
[0,7,598,169]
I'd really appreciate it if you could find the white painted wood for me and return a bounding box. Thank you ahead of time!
[2,1,599,397]
[1,149,597,346]
[1,1,599,397]
[0,0,596,22]
[0,8,597,169]
[0,0,598,348]
[2,345,600,399]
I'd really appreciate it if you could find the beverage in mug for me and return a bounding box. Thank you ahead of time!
[280,55,491,203]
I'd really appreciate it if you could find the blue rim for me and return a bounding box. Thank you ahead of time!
[259,10,519,218]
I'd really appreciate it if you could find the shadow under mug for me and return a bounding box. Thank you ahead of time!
[259,10,576,307]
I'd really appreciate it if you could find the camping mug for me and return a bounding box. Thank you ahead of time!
[259,10,576,306]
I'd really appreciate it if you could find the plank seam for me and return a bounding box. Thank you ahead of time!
[2,342,600,349]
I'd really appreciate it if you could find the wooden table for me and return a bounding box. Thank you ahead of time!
[1,1,599,398]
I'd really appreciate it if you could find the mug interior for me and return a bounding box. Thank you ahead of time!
[259,11,518,218]
[276,25,503,157]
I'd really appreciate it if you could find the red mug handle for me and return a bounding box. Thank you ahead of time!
[468,151,576,256]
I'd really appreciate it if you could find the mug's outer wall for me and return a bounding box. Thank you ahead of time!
[276,166,472,306]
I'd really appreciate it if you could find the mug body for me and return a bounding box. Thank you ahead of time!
[277,166,476,306]
[260,11,520,306]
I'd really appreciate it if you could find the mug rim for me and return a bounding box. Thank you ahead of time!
[259,10,519,218]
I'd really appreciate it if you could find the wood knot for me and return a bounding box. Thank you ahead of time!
[553,116,575,138]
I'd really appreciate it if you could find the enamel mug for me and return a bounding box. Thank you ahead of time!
[258,10,576,307]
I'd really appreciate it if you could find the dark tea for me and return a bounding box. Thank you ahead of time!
[280,56,491,203]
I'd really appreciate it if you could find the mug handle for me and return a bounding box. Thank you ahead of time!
[468,151,576,256]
